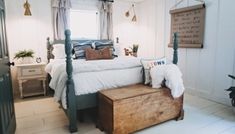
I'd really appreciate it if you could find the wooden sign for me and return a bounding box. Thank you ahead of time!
[169,4,205,48]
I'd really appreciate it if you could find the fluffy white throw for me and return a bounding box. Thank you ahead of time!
[150,64,185,98]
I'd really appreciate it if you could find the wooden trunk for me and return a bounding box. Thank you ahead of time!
[98,84,183,134]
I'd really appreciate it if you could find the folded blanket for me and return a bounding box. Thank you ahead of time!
[150,64,185,98]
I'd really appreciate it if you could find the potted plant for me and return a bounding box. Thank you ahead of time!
[225,75,235,112]
[14,50,34,64]
[130,44,139,57]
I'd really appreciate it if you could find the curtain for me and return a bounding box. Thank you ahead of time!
[99,1,113,40]
[52,0,72,40]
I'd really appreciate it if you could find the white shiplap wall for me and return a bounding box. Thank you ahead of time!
[5,0,53,94]
[150,0,235,105]
[137,0,157,58]
[113,1,143,56]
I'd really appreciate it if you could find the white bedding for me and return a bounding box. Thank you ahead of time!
[150,64,185,98]
[45,56,142,76]
[45,57,143,108]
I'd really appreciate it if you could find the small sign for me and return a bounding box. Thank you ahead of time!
[169,4,205,48]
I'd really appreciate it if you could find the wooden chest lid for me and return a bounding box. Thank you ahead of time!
[99,84,168,101]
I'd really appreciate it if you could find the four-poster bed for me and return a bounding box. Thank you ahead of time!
[46,30,182,133]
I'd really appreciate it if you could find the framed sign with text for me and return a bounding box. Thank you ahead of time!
[169,4,205,48]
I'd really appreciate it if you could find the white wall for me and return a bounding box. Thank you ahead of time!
[6,0,53,63]
[113,0,158,58]
[5,0,53,94]
[141,0,235,105]
[113,0,142,56]
[137,0,157,58]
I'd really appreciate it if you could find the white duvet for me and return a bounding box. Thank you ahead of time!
[45,56,143,108]
[46,56,142,76]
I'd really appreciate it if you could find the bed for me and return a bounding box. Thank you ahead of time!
[46,30,180,132]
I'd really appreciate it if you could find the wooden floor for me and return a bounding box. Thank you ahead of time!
[15,94,235,134]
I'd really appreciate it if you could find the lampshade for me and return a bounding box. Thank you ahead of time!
[24,0,32,16]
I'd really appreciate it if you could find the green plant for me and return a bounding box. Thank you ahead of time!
[14,50,34,59]
[130,44,139,53]
[225,75,235,107]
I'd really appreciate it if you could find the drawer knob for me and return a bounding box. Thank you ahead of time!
[7,62,15,67]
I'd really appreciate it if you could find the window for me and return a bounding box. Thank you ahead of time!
[69,10,99,39]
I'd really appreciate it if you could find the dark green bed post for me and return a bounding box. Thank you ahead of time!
[46,37,53,63]
[173,32,178,65]
[65,30,77,133]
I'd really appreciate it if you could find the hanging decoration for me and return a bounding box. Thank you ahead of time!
[24,0,32,16]
[169,0,205,48]
[125,4,137,22]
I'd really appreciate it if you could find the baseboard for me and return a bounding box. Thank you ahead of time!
[185,87,231,106]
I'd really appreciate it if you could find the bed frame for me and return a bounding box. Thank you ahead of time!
[47,30,179,133]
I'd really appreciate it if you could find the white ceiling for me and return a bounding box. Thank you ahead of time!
[121,0,146,3]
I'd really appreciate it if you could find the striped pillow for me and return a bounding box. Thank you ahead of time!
[73,41,93,59]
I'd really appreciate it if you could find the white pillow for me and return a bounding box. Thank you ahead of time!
[114,45,121,56]
[141,57,166,85]
[52,44,66,59]
[150,65,166,88]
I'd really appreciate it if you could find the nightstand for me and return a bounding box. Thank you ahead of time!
[16,63,47,98]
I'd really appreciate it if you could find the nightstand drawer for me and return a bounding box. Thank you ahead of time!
[16,63,47,98]
[22,68,43,76]
[16,63,46,79]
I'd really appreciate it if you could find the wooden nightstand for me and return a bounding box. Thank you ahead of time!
[16,62,47,98]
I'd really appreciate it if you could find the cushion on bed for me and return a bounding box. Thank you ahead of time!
[52,44,66,59]
[94,41,116,57]
[141,57,166,85]
[73,41,93,59]
[85,47,113,60]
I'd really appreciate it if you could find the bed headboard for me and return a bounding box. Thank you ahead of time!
[47,33,179,64]
[46,37,113,62]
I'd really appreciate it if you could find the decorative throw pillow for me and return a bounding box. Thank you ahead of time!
[141,57,167,85]
[150,65,166,88]
[85,47,113,60]
[94,41,116,57]
[52,44,66,59]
